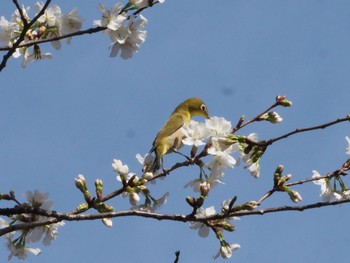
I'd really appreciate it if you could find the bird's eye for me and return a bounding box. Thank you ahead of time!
[200,104,206,111]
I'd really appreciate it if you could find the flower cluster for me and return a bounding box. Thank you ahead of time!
[0,190,64,260]
[312,136,350,201]
[177,116,264,193]
[312,170,350,201]
[93,3,148,59]
[0,0,166,67]
[113,159,168,210]
[0,2,82,67]
[136,115,270,193]
[189,202,240,259]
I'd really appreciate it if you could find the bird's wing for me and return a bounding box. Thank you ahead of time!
[160,113,185,137]
[151,113,185,151]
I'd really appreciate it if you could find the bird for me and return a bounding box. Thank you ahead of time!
[145,98,210,173]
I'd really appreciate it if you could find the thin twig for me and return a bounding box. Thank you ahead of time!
[266,115,350,146]
[0,27,107,51]
[174,251,180,263]
[231,102,279,134]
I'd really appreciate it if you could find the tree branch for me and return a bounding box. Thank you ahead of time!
[0,27,107,51]
[1,198,350,237]
[266,115,350,146]
[0,1,163,52]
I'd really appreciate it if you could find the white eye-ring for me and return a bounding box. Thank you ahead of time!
[200,104,206,111]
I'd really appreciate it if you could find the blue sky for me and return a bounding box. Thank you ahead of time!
[1,0,350,262]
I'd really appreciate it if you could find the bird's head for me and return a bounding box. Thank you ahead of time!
[185,98,210,119]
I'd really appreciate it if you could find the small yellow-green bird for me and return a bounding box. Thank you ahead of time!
[146,98,210,173]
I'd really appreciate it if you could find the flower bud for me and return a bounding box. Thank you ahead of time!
[129,192,140,206]
[242,201,258,210]
[95,202,114,212]
[215,221,236,232]
[0,193,11,200]
[289,190,302,203]
[142,172,154,184]
[276,95,293,107]
[76,203,89,212]
[95,179,103,200]
[267,111,283,123]
[200,182,210,196]
[37,25,47,37]
[75,174,87,192]
[102,218,113,227]
[274,165,284,186]
[186,196,195,207]
[196,195,205,207]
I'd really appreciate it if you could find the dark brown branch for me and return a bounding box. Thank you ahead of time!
[0,27,107,51]
[230,198,350,217]
[1,198,350,237]
[174,251,180,263]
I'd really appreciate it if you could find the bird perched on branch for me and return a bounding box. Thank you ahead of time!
[145,98,210,173]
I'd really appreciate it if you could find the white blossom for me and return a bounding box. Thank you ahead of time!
[35,2,61,27]
[213,243,240,259]
[116,172,138,184]
[24,190,53,210]
[244,161,260,178]
[189,206,216,238]
[346,136,350,155]
[341,189,350,200]
[184,173,225,192]
[0,217,9,227]
[34,2,82,48]
[182,120,211,147]
[7,238,41,260]
[239,133,261,177]
[42,222,65,246]
[205,116,232,137]
[131,192,169,212]
[206,139,238,177]
[109,15,147,59]
[60,8,83,39]
[0,16,15,46]
[11,5,30,26]
[113,159,129,175]
[19,46,52,68]
[136,153,154,167]
[129,191,140,206]
[93,3,127,31]
[22,190,65,246]
[184,179,202,192]
[312,170,336,201]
